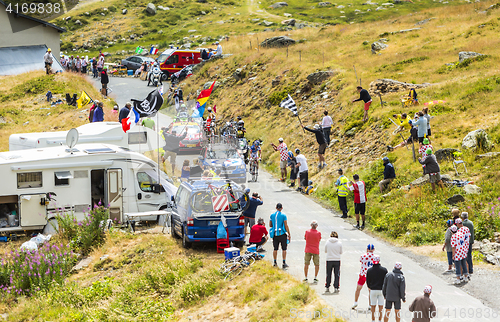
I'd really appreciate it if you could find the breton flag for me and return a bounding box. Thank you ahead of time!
[150,47,158,55]
[121,107,141,133]
[279,94,298,116]
[76,91,93,109]
[131,87,164,117]
[192,81,216,118]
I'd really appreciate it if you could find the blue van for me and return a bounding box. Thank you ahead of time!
[170,180,248,248]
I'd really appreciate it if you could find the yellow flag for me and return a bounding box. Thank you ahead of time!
[77,91,92,109]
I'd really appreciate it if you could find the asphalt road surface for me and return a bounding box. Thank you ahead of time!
[247,171,497,322]
[90,75,497,322]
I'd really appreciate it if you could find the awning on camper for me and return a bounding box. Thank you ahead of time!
[0,45,63,76]
[55,171,73,180]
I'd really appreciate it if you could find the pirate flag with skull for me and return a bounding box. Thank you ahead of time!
[132,87,164,117]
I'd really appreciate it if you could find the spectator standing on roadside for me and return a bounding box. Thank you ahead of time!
[81,57,88,74]
[442,220,457,273]
[248,218,269,252]
[366,255,388,322]
[243,192,263,237]
[322,111,333,146]
[302,123,328,169]
[325,231,343,293]
[409,285,437,322]
[271,138,288,182]
[418,149,441,190]
[287,151,298,188]
[303,220,321,284]
[335,169,349,218]
[100,67,109,97]
[413,112,428,143]
[422,107,432,142]
[379,157,396,193]
[269,203,291,269]
[349,174,367,229]
[92,101,104,123]
[451,218,470,285]
[382,262,406,322]
[97,54,104,74]
[75,56,81,73]
[352,244,376,310]
[295,149,308,192]
[92,57,98,78]
[352,86,372,122]
[461,212,474,275]
[119,102,132,123]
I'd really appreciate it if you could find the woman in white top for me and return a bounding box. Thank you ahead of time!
[325,231,343,293]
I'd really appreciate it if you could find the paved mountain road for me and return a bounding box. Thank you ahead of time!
[247,171,497,321]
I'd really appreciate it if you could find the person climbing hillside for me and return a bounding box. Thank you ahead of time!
[418,149,441,190]
[302,124,327,169]
[322,111,333,145]
[352,86,372,122]
[379,157,396,193]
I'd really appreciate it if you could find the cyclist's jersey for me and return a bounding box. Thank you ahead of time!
[250,144,261,159]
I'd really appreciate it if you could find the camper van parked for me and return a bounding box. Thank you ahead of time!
[9,122,164,153]
[0,144,176,233]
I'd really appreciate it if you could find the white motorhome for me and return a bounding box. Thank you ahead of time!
[0,143,176,233]
[9,122,164,153]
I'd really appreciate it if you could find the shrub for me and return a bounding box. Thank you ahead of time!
[54,205,109,256]
[0,243,77,297]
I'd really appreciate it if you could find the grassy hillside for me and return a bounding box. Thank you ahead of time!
[53,0,468,62]
[0,71,117,151]
[176,0,500,245]
[1,231,339,321]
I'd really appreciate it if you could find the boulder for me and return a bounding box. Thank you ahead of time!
[371,41,388,52]
[344,127,357,137]
[318,2,332,6]
[369,79,431,94]
[233,68,244,81]
[476,152,500,159]
[281,19,296,26]
[434,148,460,162]
[462,129,492,151]
[146,3,156,15]
[440,174,452,182]
[463,184,481,194]
[260,36,296,48]
[203,81,220,90]
[447,194,465,205]
[75,20,82,25]
[122,9,127,14]
[306,70,336,85]
[284,13,292,17]
[458,51,484,63]
[411,175,429,186]
[270,2,288,8]
[262,20,274,26]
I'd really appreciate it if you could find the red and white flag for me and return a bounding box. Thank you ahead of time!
[212,194,229,213]
[121,107,140,133]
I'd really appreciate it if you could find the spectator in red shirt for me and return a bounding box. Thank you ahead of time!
[304,220,322,283]
[248,218,268,252]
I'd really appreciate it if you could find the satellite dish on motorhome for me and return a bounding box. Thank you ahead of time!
[66,128,79,153]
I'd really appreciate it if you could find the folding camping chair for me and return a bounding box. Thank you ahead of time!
[452,152,467,175]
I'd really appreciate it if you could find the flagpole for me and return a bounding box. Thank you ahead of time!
[157,110,160,185]
[296,113,306,133]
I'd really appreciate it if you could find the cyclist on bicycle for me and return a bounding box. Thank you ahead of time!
[250,140,262,170]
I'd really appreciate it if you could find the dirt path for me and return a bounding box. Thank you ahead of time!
[247,0,284,20]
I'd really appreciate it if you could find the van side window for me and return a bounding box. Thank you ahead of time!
[175,186,190,209]
[165,55,179,65]
[137,172,158,192]
[17,172,42,189]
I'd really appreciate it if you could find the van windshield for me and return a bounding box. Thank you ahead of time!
[207,149,239,160]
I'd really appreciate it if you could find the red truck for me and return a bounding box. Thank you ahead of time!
[157,49,201,79]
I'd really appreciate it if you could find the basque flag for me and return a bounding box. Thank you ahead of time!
[121,107,140,133]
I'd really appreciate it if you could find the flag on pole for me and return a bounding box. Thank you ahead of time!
[192,81,216,117]
[135,46,143,54]
[121,107,141,133]
[149,47,158,55]
[131,88,164,117]
[279,94,298,116]
[76,91,93,109]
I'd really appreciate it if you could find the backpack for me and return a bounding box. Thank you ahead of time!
[88,104,96,122]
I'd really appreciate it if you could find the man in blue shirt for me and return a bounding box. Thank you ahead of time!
[243,192,263,237]
[269,203,291,269]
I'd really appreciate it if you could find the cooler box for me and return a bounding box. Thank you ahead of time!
[224,247,240,260]
[127,70,133,76]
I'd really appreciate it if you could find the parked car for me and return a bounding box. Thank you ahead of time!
[121,56,155,71]
[199,144,246,183]
[165,121,203,152]
[170,180,248,248]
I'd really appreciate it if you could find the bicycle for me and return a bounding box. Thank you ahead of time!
[219,251,263,280]
[190,182,250,213]
[249,157,259,182]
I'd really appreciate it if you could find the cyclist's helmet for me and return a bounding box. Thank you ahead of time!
[288,151,293,158]
[254,140,260,146]
[207,106,212,112]
[237,116,242,121]
[367,244,375,251]
[295,148,300,154]
[238,120,244,126]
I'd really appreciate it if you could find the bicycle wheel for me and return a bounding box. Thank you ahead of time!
[224,263,244,281]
